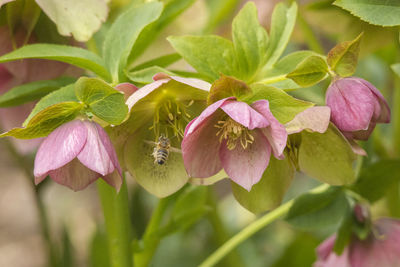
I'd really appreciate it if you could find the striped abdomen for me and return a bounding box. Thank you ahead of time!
[156,148,169,165]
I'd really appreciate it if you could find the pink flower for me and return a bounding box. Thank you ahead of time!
[181,97,287,191]
[326,77,390,141]
[315,218,400,267]
[34,120,123,191]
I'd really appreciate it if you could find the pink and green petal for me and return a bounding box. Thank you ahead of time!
[285,106,331,134]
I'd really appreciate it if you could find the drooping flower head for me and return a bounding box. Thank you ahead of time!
[315,218,400,267]
[34,119,122,191]
[182,97,288,191]
[326,77,390,141]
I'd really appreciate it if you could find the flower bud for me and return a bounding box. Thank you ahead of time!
[326,77,390,140]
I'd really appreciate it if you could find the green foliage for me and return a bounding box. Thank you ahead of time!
[352,160,400,203]
[327,32,363,77]
[6,0,41,38]
[207,75,252,105]
[1,101,83,139]
[75,77,128,125]
[103,1,163,83]
[286,187,349,230]
[35,0,108,41]
[287,55,329,87]
[0,44,111,81]
[231,157,294,214]
[246,84,314,124]
[334,0,400,26]
[130,53,181,72]
[126,66,175,84]
[89,228,111,267]
[391,63,400,77]
[298,125,357,185]
[0,77,75,107]
[203,0,240,33]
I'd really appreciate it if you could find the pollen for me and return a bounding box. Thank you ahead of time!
[215,117,254,150]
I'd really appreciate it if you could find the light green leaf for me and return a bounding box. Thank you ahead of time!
[24,84,78,126]
[287,55,328,87]
[264,2,297,68]
[333,0,400,27]
[0,44,111,81]
[327,33,363,77]
[130,53,181,71]
[1,102,83,139]
[232,2,268,80]
[75,77,128,125]
[126,66,175,84]
[246,84,314,124]
[231,156,294,214]
[391,63,400,77]
[298,124,356,185]
[103,1,163,83]
[0,77,75,107]
[352,160,400,203]
[203,0,240,33]
[286,187,349,230]
[168,35,238,82]
[35,0,108,41]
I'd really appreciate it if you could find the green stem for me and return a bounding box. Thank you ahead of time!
[134,197,171,267]
[258,75,287,84]
[199,184,330,267]
[207,189,244,267]
[2,137,57,267]
[97,178,133,267]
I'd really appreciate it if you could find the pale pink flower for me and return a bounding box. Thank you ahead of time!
[182,97,287,191]
[315,218,400,267]
[34,120,123,191]
[326,77,390,141]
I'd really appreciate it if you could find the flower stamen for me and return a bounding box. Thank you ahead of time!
[215,118,254,150]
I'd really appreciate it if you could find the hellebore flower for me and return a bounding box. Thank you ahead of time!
[34,120,122,191]
[119,74,210,197]
[182,97,287,191]
[315,218,400,267]
[326,77,390,141]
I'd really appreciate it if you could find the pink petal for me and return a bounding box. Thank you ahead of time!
[47,158,99,191]
[285,106,331,134]
[326,78,375,132]
[182,109,223,178]
[220,100,270,130]
[77,121,116,177]
[358,78,390,123]
[34,120,87,179]
[102,171,123,192]
[314,235,352,267]
[251,100,287,159]
[219,129,271,191]
[115,82,138,100]
[126,79,170,110]
[185,97,235,135]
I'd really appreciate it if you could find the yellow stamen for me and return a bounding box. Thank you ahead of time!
[214,117,254,150]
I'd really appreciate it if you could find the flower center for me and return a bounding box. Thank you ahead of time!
[215,117,254,150]
[149,99,194,141]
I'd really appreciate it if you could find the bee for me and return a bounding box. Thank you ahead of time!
[145,136,182,165]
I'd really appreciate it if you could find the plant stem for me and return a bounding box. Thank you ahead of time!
[2,137,57,267]
[97,178,133,267]
[258,75,287,85]
[207,188,244,267]
[134,196,171,267]
[199,183,330,267]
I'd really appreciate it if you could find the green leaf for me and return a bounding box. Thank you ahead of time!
[128,0,196,64]
[168,35,238,82]
[75,77,128,125]
[103,1,163,83]
[126,66,175,84]
[333,0,400,27]
[0,77,75,107]
[203,0,240,33]
[207,75,252,105]
[298,124,356,185]
[7,0,41,39]
[327,33,363,77]
[24,84,78,126]
[231,156,294,214]
[246,84,314,124]
[264,2,297,68]
[130,53,181,71]
[333,212,353,254]
[0,44,111,81]
[35,0,108,41]
[286,187,349,230]
[287,55,328,87]
[89,228,111,267]
[391,63,400,77]
[1,102,83,139]
[232,2,268,80]
[352,160,400,203]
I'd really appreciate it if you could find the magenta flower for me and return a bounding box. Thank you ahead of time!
[34,120,123,191]
[326,77,390,140]
[315,218,400,267]
[182,97,287,191]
